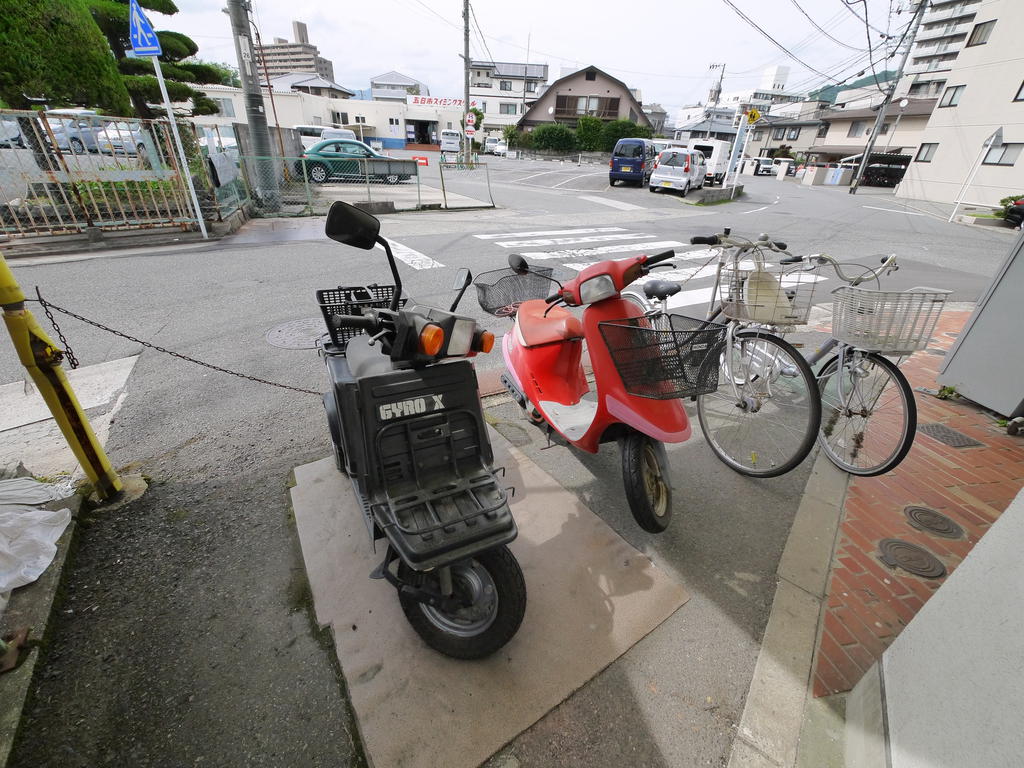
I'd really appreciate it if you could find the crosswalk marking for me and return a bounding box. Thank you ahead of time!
[474,227,626,240]
[578,195,645,211]
[375,238,444,270]
[520,240,686,260]
[665,274,829,311]
[495,233,655,248]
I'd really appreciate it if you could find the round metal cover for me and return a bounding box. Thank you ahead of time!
[904,506,964,539]
[878,539,946,579]
[265,318,325,350]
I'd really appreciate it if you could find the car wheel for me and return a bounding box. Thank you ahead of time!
[609,179,618,187]
[135,143,146,156]
[69,137,84,154]
[382,173,400,185]
[681,182,689,198]
[308,163,328,183]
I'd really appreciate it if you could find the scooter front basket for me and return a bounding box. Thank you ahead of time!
[317,284,406,348]
[473,267,565,316]
[599,313,727,400]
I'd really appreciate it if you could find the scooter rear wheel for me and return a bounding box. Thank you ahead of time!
[398,546,526,659]
[620,432,673,533]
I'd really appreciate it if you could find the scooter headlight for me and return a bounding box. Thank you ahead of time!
[579,275,617,304]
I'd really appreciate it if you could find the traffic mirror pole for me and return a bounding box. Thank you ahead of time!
[0,256,123,499]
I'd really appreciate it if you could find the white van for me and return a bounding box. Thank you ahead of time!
[687,138,732,186]
[295,124,326,150]
[320,127,357,141]
[439,129,462,152]
[649,149,706,196]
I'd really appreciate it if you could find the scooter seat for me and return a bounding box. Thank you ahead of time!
[516,299,584,347]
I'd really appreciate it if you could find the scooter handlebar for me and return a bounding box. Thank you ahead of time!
[645,249,675,268]
[331,313,379,332]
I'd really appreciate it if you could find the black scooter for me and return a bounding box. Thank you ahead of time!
[316,201,526,659]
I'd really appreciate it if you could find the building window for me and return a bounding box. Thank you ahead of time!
[939,84,966,107]
[915,143,938,162]
[340,112,349,124]
[772,127,786,140]
[751,129,764,141]
[817,122,829,138]
[480,101,487,112]
[354,115,366,124]
[213,98,235,118]
[786,127,801,140]
[499,103,517,115]
[388,117,400,126]
[848,121,867,138]
[879,123,890,135]
[585,70,596,81]
[983,143,1022,166]
[1014,81,1024,101]
[526,81,536,93]
[499,80,512,91]
[965,19,995,46]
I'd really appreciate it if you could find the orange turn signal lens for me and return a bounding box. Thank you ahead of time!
[477,331,495,354]
[418,324,445,356]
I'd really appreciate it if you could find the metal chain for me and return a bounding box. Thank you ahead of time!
[29,293,321,397]
[36,287,80,369]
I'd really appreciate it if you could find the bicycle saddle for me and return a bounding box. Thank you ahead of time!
[642,280,681,301]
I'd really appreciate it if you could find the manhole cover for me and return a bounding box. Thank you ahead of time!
[266,318,325,350]
[917,423,983,448]
[904,506,964,539]
[878,539,946,579]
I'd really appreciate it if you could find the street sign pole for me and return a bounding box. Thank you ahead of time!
[152,58,208,239]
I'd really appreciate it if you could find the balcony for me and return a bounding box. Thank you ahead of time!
[552,108,619,121]
[924,1,980,24]
[915,22,970,43]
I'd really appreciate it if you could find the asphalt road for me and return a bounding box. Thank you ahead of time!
[1,173,1013,767]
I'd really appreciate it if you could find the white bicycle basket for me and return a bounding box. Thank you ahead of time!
[831,286,951,354]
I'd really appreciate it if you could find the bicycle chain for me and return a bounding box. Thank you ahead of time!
[30,293,320,397]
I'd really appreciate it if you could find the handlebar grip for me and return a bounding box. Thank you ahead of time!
[774,241,788,251]
[779,255,802,265]
[690,235,720,246]
[545,292,562,303]
[332,313,378,332]
[645,249,675,266]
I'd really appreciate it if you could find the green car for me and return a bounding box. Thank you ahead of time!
[299,139,415,184]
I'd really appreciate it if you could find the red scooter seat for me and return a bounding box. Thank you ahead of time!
[516,300,584,347]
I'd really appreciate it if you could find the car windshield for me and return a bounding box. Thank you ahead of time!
[614,142,643,159]
[659,152,686,167]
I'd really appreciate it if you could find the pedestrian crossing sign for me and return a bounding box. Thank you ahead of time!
[129,0,162,56]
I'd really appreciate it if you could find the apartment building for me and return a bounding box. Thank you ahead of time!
[896,0,984,100]
[255,21,335,81]
[897,0,1024,205]
[468,61,549,133]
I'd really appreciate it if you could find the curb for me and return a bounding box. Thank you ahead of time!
[0,491,83,767]
[728,452,851,767]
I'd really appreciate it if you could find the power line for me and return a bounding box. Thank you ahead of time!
[788,0,867,52]
[468,3,498,66]
[840,0,889,36]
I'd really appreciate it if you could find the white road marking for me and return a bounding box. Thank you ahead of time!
[741,195,780,215]
[474,227,626,240]
[665,273,829,311]
[495,233,655,248]
[375,238,444,269]
[512,169,572,183]
[862,205,928,216]
[552,173,606,188]
[577,195,645,211]
[521,241,686,260]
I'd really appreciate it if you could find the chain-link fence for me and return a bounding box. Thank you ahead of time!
[190,123,248,223]
[437,161,494,209]
[239,155,425,216]
[0,108,199,237]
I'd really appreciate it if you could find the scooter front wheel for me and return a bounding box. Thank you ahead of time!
[620,432,673,533]
[398,546,526,659]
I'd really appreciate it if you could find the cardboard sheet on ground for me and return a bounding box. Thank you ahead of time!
[291,431,689,768]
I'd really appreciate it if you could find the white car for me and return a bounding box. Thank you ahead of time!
[96,121,147,155]
[483,136,500,154]
[649,149,706,196]
[492,140,509,157]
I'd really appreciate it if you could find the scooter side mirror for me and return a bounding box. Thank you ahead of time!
[449,267,473,312]
[508,253,528,275]
[325,200,380,250]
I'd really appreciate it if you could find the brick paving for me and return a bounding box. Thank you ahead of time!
[812,310,1024,697]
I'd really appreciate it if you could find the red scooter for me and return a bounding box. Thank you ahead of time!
[474,251,726,533]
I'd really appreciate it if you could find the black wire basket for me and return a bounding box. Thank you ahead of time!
[473,267,564,316]
[598,313,727,400]
[316,284,406,347]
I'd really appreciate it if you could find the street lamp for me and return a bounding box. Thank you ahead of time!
[883,98,909,153]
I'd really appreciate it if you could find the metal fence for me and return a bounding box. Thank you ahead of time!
[437,161,494,209]
[239,155,424,217]
[0,108,199,237]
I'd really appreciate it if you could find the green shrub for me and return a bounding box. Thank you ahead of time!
[999,193,1024,219]
[576,116,603,151]
[600,120,651,152]
[531,123,577,152]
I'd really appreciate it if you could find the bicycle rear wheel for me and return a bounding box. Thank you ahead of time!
[817,351,916,476]
[696,329,820,478]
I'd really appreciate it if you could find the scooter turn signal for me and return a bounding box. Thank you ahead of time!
[474,330,495,354]
[418,323,445,356]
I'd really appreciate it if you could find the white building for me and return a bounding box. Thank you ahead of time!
[896,0,984,100]
[896,0,1024,206]
[469,61,549,134]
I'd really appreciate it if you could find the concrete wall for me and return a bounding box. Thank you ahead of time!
[847,488,1024,767]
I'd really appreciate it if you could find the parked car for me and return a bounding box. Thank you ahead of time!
[0,118,24,148]
[320,127,357,141]
[45,111,103,153]
[609,138,657,186]
[300,138,415,184]
[483,136,500,154]
[492,140,509,156]
[96,121,147,155]
[649,148,706,196]
[862,163,908,187]
[686,138,732,186]
[1004,200,1024,229]
[439,129,462,152]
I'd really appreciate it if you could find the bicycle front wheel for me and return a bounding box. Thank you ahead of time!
[696,329,820,478]
[817,352,916,476]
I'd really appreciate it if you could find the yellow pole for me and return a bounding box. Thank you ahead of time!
[0,254,122,499]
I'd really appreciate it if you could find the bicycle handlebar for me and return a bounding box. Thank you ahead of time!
[690,235,720,245]
[792,252,899,285]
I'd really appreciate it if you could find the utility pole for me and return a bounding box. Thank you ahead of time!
[462,0,471,162]
[226,0,280,210]
[706,63,725,139]
[521,33,531,125]
[849,0,927,194]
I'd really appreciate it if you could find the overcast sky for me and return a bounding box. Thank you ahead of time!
[171,0,908,116]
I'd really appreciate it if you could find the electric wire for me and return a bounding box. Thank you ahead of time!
[788,0,867,52]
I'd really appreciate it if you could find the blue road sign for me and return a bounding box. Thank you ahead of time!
[129,0,162,56]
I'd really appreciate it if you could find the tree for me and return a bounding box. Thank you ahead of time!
[600,120,652,152]
[0,0,131,113]
[87,0,220,116]
[531,124,576,152]
[576,116,603,152]
[770,144,794,159]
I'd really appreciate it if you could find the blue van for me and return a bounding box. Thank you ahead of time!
[609,138,656,186]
